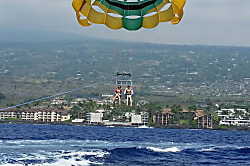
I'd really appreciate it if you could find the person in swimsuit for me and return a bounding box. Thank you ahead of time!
[112,85,123,105]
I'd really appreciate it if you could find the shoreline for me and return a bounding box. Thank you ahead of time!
[1,120,250,131]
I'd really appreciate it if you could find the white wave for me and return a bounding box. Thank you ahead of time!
[31,158,95,166]
[146,146,181,153]
[2,139,198,152]
[56,150,110,158]
[199,148,216,152]
[0,164,23,166]
[0,149,108,166]
[31,150,105,166]
[2,139,62,145]
[15,153,47,161]
[0,139,218,153]
[3,139,109,145]
[0,139,111,149]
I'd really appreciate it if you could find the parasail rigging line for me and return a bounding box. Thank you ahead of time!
[0,82,101,112]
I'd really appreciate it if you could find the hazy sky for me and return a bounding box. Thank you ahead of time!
[0,0,250,46]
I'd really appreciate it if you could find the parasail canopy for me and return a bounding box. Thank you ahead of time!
[72,0,186,31]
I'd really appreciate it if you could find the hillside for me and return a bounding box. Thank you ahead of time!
[0,40,250,106]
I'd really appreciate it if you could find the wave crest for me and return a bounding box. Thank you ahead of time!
[146,147,181,153]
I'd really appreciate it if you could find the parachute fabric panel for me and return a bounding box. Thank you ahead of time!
[72,0,186,30]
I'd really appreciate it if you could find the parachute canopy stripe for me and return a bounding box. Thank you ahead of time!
[72,0,185,30]
[103,0,158,10]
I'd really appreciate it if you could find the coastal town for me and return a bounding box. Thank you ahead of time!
[0,42,250,130]
[1,94,249,130]
[1,1,250,165]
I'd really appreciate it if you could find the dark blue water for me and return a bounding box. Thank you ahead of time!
[0,124,249,166]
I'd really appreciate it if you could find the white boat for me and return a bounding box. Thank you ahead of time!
[106,125,115,127]
[138,125,151,128]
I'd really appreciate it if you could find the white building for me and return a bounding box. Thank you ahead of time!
[136,100,149,106]
[219,119,250,126]
[216,108,250,126]
[96,109,105,113]
[70,98,87,105]
[131,113,148,125]
[51,97,67,105]
[96,101,104,106]
[131,115,142,124]
[86,113,103,124]
[0,108,70,122]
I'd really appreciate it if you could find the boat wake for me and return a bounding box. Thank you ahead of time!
[0,149,108,166]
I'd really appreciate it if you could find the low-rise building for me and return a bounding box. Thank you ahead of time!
[96,101,104,106]
[194,110,213,129]
[86,112,103,124]
[153,109,173,126]
[51,97,67,105]
[219,119,250,126]
[136,100,149,106]
[131,113,148,125]
[96,109,105,113]
[70,98,87,105]
[0,108,70,122]
[216,108,250,126]
[131,115,142,125]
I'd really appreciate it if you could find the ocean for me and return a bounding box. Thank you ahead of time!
[0,124,249,166]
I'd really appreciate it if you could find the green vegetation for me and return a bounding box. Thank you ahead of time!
[0,40,249,111]
[70,101,96,120]
[67,99,215,128]
[70,101,161,122]
[210,111,219,125]
[63,119,72,123]
[5,118,21,121]
[217,125,229,130]
[69,100,161,124]
[179,119,197,128]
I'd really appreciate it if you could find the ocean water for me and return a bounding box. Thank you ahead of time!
[0,124,249,166]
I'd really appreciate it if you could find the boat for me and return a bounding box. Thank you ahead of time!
[137,125,153,129]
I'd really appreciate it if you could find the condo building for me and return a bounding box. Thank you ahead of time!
[0,108,70,122]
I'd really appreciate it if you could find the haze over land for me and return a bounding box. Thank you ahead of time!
[0,0,250,108]
[0,38,250,107]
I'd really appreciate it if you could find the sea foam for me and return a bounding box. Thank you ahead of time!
[146,146,181,153]
[0,149,108,166]
[199,148,216,152]
[31,158,94,166]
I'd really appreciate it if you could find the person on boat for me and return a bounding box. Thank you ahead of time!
[112,85,123,105]
[124,85,134,106]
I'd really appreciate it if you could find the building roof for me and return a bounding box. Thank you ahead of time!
[195,110,207,117]
[182,109,195,113]
[0,107,17,112]
[162,109,173,114]
[1,108,68,114]
[73,98,87,102]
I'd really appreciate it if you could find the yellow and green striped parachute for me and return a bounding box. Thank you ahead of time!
[72,0,185,31]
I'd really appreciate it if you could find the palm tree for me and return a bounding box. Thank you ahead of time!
[171,104,183,124]
[188,105,197,111]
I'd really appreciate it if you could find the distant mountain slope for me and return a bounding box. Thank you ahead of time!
[0,39,250,106]
[0,29,94,42]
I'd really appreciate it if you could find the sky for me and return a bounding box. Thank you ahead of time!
[0,0,250,46]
